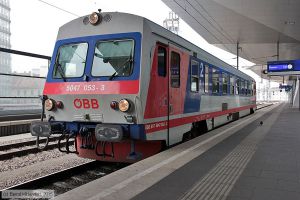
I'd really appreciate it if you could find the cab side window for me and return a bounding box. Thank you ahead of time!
[158,46,167,77]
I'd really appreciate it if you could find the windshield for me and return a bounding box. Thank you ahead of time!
[92,39,134,77]
[53,43,88,78]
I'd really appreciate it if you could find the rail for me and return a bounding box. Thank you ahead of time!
[0,161,127,197]
[0,161,98,191]
[0,137,72,161]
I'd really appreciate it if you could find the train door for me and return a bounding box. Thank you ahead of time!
[167,47,183,145]
[144,43,169,117]
[169,49,181,115]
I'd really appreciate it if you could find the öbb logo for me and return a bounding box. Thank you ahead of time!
[73,98,99,109]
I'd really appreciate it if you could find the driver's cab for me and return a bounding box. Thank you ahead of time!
[42,32,142,124]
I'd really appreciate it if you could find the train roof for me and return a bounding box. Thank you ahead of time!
[57,12,254,82]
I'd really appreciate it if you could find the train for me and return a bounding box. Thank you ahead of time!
[30,10,256,163]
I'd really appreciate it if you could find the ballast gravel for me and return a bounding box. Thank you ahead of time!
[0,150,91,190]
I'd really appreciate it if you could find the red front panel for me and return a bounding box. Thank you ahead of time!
[76,137,162,163]
[43,80,139,95]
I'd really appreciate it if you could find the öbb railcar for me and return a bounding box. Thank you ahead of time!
[31,11,256,162]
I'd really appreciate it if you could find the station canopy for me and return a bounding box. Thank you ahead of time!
[162,0,300,82]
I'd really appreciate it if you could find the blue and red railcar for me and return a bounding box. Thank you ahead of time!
[31,11,256,162]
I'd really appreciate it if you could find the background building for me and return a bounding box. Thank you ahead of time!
[163,11,179,34]
[0,0,11,103]
[0,0,11,72]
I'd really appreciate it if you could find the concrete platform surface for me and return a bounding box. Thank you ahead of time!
[0,133,32,143]
[54,103,285,200]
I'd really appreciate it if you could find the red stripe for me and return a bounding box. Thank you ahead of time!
[145,104,256,133]
[43,80,139,95]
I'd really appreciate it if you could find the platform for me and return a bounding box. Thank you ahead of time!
[0,119,39,137]
[0,133,32,143]
[55,103,300,200]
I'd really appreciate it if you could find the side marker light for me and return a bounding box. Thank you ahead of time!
[110,101,118,110]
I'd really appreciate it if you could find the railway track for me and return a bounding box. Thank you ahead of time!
[0,103,272,162]
[0,103,272,158]
[0,161,128,197]
[0,103,272,137]
[0,104,274,198]
[0,137,72,161]
[256,103,274,110]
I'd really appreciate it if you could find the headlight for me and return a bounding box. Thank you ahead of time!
[45,99,55,111]
[118,99,130,112]
[89,12,101,25]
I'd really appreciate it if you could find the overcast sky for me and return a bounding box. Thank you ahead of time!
[9,0,262,81]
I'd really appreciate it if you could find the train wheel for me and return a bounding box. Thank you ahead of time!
[191,128,199,138]
[182,132,192,142]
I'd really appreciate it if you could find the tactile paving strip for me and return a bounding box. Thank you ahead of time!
[179,105,284,200]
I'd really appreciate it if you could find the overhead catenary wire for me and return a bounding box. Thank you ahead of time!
[174,0,231,52]
[174,0,252,68]
[191,0,253,67]
[37,0,80,17]
[191,0,253,64]
[188,0,236,44]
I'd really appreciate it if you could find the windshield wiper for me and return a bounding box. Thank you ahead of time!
[55,52,66,82]
[109,56,133,80]
[94,52,103,58]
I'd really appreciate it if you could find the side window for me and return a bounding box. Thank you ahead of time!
[245,81,248,95]
[191,60,199,92]
[170,51,180,88]
[157,46,167,77]
[243,81,246,95]
[222,72,229,95]
[241,80,245,95]
[248,82,252,96]
[205,65,210,93]
[246,81,249,95]
[230,75,235,95]
[244,80,246,95]
[236,78,240,95]
[212,68,220,94]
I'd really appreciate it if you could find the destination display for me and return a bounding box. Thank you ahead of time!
[267,60,300,75]
[268,63,293,72]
